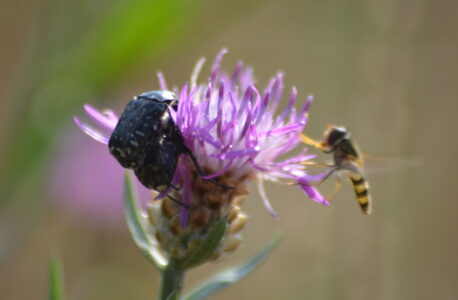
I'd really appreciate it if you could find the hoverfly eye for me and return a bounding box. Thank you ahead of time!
[326,128,348,148]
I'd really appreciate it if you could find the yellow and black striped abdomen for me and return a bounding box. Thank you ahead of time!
[349,173,371,214]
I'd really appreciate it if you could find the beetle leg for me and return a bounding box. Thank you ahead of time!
[186,150,235,190]
[155,190,191,209]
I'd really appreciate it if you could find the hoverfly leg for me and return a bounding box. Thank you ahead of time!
[325,176,342,203]
[300,134,327,151]
[314,167,337,187]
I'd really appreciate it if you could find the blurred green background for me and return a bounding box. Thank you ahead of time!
[1,0,457,299]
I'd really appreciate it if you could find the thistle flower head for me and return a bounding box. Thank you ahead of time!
[74,49,327,264]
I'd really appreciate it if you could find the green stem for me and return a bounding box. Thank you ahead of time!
[159,260,186,300]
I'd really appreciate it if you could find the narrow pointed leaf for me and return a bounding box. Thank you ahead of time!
[49,257,65,300]
[165,290,180,300]
[123,171,167,270]
[177,217,227,270]
[184,232,283,300]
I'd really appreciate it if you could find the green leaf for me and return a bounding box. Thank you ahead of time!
[123,171,168,270]
[184,232,283,300]
[49,257,65,300]
[165,289,180,300]
[176,217,227,270]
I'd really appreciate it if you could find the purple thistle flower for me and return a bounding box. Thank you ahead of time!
[74,49,328,224]
[75,49,330,262]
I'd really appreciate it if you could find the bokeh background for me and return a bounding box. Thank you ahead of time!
[1,0,457,299]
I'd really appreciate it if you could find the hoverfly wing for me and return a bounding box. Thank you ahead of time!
[359,154,422,175]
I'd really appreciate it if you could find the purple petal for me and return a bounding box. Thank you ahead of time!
[210,48,228,85]
[239,67,254,92]
[155,186,173,200]
[157,72,168,90]
[228,91,237,123]
[278,87,297,122]
[251,86,262,117]
[231,61,244,87]
[102,110,119,123]
[247,124,259,150]
[255,91,270,125]
[191,57,206,87]
[237,85,254,118]
[239,101,253,141]
[268,72,284,113]
[257,179,279,219]
[217,82,225,138]
[196,128,222,148]
[179,158,192,227]
[259,123,302,137]
[300,94,314,115]
[301,184,330,206]
[73,117,109,144]
[214,146,260,160]
[297,176,330,206]
[275,154,316,166]
[83,104,117,130]
[202,160,233,179]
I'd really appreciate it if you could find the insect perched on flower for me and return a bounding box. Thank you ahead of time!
[74,49,329,262]
[301,124,372,214]
[108,90,180,191]
[108,90,227,193]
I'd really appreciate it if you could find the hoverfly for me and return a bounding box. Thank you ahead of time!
[301,124,371,214]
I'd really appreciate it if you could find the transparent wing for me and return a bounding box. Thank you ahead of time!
[360,154,423,175]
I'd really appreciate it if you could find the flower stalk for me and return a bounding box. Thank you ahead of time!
[159,260,185,300]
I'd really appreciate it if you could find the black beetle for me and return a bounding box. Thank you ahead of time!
[108,90,228,193]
